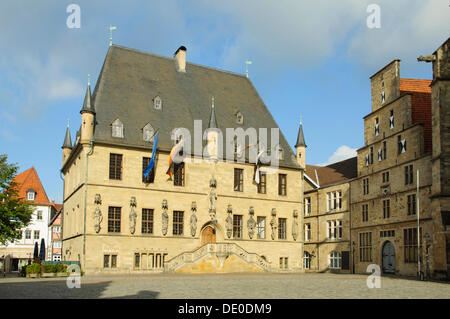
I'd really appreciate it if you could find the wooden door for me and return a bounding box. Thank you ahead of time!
[382,241,395,274]
[201,226,216,245]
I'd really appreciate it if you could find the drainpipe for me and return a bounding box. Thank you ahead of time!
[59,171,65,262]
[83,140,94,270]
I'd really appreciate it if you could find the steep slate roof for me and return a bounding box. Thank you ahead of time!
[90,45,300,169]
[62,125,72,149]
[12,167,51,205]
[295,122,306,147]
[305,157,357,188]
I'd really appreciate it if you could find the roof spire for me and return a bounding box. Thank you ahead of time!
[245,60,252,78]
[295,118,306,148]
[62,121,72,149]
[208,96,218,129]
[80,82,95,114]
[109,25,117,46]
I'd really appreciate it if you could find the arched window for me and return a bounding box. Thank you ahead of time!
[303,251,311,270]
[111,119,123,138]
[329,251,341,269]
[154,96,162,110]
[143,123,154,142]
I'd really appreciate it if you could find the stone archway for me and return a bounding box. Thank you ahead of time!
[201,226,216,245]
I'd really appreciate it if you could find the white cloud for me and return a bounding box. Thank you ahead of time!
[318,145,357,166]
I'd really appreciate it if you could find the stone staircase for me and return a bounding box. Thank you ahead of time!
[164,243,271,273]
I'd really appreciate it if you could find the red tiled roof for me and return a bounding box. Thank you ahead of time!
[305,157,357,188]
[400,78,432,153]
[400,78,431,93]
[12,167,51,205]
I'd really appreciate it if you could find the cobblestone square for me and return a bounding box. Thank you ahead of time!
[0,273,449,299]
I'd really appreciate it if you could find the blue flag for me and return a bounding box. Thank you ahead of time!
[143,132,159,178]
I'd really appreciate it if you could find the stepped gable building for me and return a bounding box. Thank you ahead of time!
[61,44,304,273]
[0,167,60,272]
[303,156,357,273]
[351,37,449,278]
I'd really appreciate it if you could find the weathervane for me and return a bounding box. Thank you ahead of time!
[245,60,252,78]
[109,25,117,46]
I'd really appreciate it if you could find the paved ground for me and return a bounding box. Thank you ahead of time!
[0,273,449,299]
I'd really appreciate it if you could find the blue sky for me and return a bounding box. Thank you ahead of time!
[0,0,448,203]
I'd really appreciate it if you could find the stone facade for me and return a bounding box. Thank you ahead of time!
[61,45,304,274]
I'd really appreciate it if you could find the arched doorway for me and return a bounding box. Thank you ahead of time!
[382,241,395,274]
[201,226,216,245]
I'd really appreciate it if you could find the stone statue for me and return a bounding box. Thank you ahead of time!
[247,206,256,239]
[93,194,102,233]
[190,201,197,237]
[270,208,277,240]
[93,207,102,233]
[225,204,233,239]
[129,197,137,235]
[292,209,299,241]
[208,176,217,220]
[162,199,168,236]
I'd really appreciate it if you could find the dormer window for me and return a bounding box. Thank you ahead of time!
[27,190,35,201]
[142,123,154,142]
[154,96,162,110]
[111,119,124,138]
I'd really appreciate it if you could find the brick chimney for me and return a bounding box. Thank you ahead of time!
[174,46,187,73]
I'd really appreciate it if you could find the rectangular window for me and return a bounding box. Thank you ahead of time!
[233,215,243,239]
[257,216,266,239]
[383,199,390,219]
[257,171,266,194]
[25,230,31,239]
[382,171,390,183]
[134,253,140,269]
[279,257,288,269]
[109,153,123,180]
[37,211,43,220]
[234,168,243,192]
[142,157,155,183]
[383,141,387,159]
[404,228,421,263]
[304,197,311,216]
[278,174,287,196]
[407,194,416,216]
[141,208,154,234]
[304,223,311,242]
[34,230,40,240]
[108,206,121,233]
[278,218,287,240]
[362,204,369,222]
[359,232,373,262]
[111,255,117,268]
[405,165,414,185]
[389,110,394,129]
[369,146,374,164]
[103,255,110,268]
[173,211,184,236]
[173,162,185,186]
[363,178,369,195]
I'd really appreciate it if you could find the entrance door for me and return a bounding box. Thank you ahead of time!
[201,226,216,245]
[382,241,395,274]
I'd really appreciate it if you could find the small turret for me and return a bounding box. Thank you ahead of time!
[80,82,95,143]
[295,120,306,168]
[206,96,219,160]
[62,123,72,165]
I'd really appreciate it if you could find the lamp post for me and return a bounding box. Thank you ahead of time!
[352,241,356,274]
[424,233,431,280]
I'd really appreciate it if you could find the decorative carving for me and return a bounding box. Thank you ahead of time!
[208,176,218,221]
[129,197,137,234]
[270,209,277,240]
[93,207,102,233]
[292,210,299,241]
[247,206,256,239]
[209,176,217,188]
[162,199,168,236]
[93,194,102,233]
[190,202,197,237]
[225,206,233,239]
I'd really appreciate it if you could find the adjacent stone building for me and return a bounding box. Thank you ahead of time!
[350,38,449,278]
[61,45,304,274]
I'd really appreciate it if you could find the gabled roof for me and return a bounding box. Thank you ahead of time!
[305,157,357,188]
[89,45,300,169]
[400,79,431,93]
[12,167,51,205]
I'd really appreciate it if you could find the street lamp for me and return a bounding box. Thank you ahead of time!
[424,233,431,280]
[352,241,356,274]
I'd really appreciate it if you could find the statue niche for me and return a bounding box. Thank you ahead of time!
[93,194,102,233]
[162,199,168,236]
[129,197,137,235]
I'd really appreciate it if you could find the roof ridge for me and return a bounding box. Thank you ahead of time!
[110,44,248,79]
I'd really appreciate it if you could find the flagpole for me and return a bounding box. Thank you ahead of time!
[417,169,420,277]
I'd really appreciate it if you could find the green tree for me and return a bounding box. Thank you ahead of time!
[0,154,33,245]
